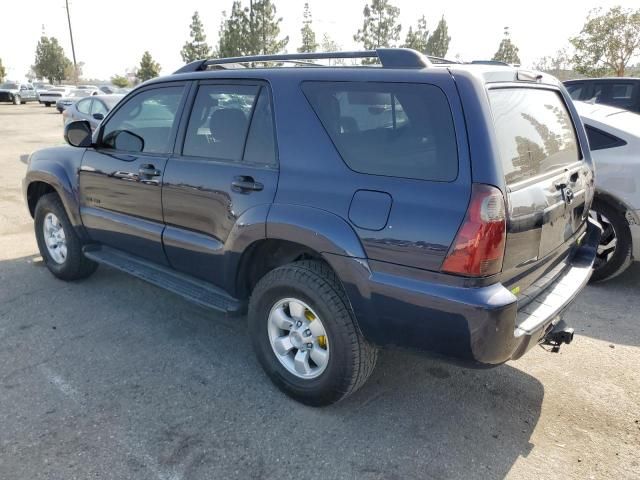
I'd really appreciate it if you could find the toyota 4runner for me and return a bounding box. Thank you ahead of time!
[23,49,601,406]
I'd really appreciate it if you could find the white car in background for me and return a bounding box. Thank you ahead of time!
[38,86,73,107]
[575,101,640,281]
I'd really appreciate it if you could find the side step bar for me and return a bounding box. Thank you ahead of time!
[83,245,244,314]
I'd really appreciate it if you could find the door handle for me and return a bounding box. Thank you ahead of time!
[231,176,264,193]
[139,164,161,177]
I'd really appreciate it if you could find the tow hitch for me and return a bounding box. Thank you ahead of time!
[542,319,575,353]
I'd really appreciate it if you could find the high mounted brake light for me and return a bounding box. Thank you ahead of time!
[441,184,507,277]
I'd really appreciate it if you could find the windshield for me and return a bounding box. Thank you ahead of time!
[0,82,18,89]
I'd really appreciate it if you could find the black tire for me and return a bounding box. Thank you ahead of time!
[590,199,632,282]
[34,193,98,281]
[12,95,20,105]
[248,260,378,406]
[44,102,51,107]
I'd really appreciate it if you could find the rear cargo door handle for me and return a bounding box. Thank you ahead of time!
[231,176,263,193]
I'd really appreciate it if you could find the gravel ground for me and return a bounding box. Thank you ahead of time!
[0,103,638,480]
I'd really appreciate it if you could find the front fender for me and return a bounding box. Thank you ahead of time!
[23,146,85,227]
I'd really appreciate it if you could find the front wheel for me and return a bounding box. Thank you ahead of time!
[248,260,378,406]
[589,199,632,282]
[12,95,20,105]
[34,193,98,281]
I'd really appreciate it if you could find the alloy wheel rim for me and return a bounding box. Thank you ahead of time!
[267,298,330,380]
[590,210,617,269]
[43,212,67,264]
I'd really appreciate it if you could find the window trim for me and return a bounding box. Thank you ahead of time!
[173,79,279,169]
[300,80,460,183]
[95,81,189,157]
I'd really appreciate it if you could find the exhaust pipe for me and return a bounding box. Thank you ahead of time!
[542,319,575,352]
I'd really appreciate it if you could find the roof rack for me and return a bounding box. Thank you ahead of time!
[173,48,432,74]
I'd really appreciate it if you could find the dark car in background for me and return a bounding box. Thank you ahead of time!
[0,81,37,104]
[564,78,640,113]
[62,94,124,130]
[23,48,600,405]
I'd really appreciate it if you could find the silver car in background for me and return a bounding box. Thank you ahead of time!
[55,88,100,113]
[62,94,124,130]
[576,101,640,281]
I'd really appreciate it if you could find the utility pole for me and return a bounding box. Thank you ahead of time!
[64,0,78,85]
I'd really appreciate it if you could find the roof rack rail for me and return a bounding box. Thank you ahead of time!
[173,48,431,74]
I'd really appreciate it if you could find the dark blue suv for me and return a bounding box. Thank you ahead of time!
[23,49,601,405]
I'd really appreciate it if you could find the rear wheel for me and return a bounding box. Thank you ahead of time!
[34,193,98,281]
[589,199,632,282]
[248,260,378,406]
[44,102,51,107]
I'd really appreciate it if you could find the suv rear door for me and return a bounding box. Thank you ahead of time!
[161,80,279,286]
[488,86,592,289]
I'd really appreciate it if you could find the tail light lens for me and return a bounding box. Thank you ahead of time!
[441,184,506,277]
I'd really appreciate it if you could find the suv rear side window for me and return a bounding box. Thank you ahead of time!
[302,82,458,181]
[489,88,580,185]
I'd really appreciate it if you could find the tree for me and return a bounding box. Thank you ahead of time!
[0,58,6,82]
[64,61,84,84]
[321,33,344,65]
[492,27,521,64]
[570,6,640,77]
[353,0,401,58]
[33,36,72,85]
[533,49,574,80]
[111,75,130,88]
[403,15,429,52]
[137,51,160,82]
[181,11,212,63]
[218,0,288,57]
[247,0,289,55]
[218,2,249,57]
[298,2,318,53]
[425,16,450,57]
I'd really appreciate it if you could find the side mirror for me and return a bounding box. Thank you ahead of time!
[92,113,104,121]
[64,120,93,148]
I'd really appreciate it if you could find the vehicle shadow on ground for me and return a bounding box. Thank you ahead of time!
[565,263,640,347]
[0,255,543,480]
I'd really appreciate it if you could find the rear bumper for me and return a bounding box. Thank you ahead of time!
[333,218,601,366]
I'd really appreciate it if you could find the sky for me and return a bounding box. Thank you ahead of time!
[2,0,639,81]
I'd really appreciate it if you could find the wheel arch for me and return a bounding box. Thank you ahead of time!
[594,189,639,226]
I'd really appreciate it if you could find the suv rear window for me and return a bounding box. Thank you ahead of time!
[302,82,458,181]
[489,88,580,185]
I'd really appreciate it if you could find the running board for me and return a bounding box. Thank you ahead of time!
[83,245,243,314]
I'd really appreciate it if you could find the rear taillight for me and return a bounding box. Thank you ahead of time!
[441,184,506,277]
